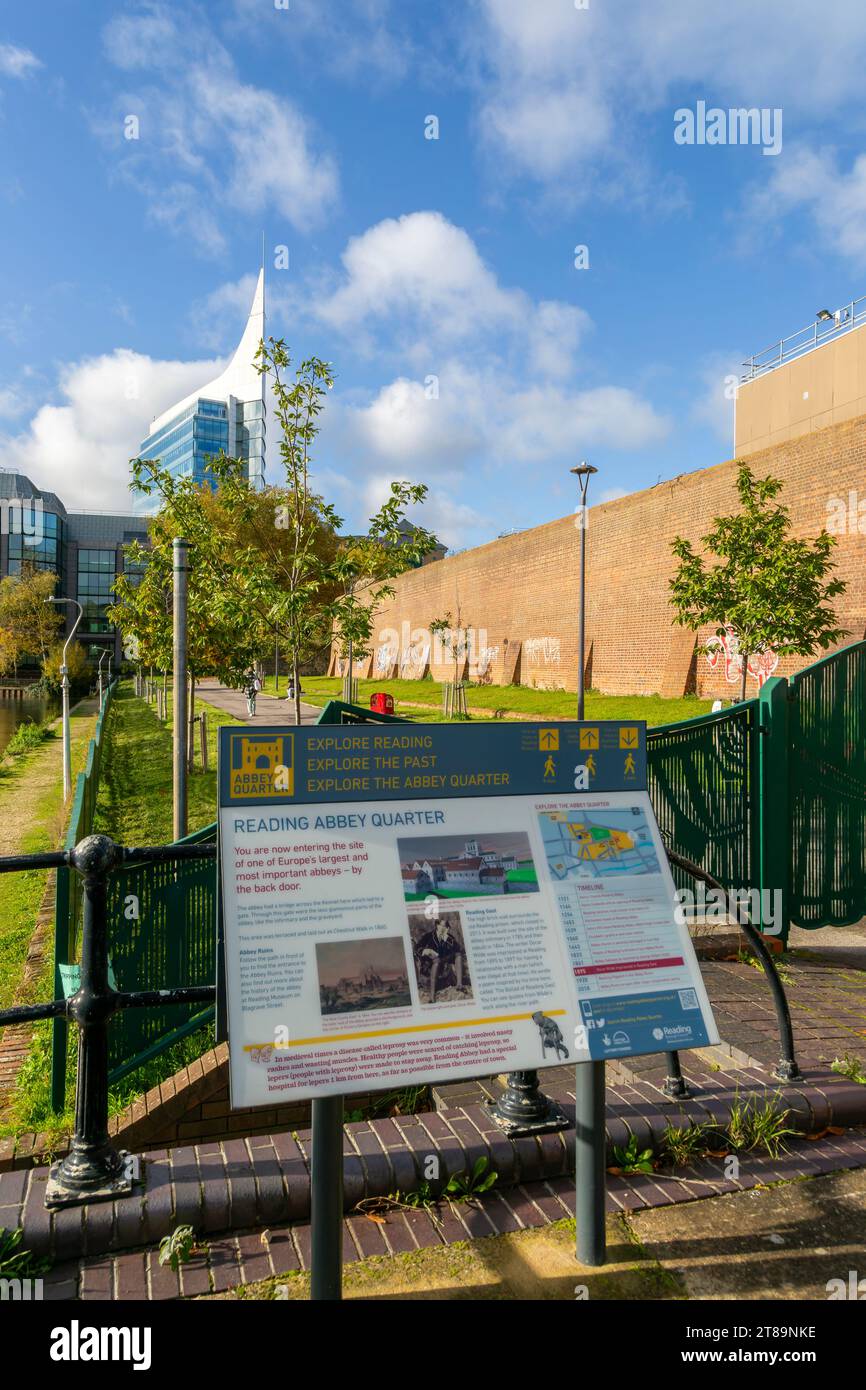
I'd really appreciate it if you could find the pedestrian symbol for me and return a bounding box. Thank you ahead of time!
[539,729,559,751]
[624,752,636,778]
[579,728,599,749]
[619,727,639,749]
[543,754,557,780]
[585,753,597,778]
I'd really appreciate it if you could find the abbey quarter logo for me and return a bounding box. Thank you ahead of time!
[229,732,294,800]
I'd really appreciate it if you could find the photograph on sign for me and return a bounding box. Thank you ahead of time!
[218,723,719,1108]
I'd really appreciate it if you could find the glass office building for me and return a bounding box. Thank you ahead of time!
[136,269,266,507]
[0,470,150,666]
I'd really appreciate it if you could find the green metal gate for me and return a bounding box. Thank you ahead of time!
[104,822,217,1084]
[646,701,758,899]
[789,641,866,928]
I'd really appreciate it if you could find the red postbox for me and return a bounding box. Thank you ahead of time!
[370,692,395,715]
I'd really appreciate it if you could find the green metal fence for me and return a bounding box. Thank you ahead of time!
[789,641,866,928]
[51,678,118,1109]
[104,821,217,1085]
[646,700,758,901]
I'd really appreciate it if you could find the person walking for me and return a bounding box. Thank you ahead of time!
[245,669,261,718]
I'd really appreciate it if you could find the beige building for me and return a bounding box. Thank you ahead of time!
[736,295,866,456]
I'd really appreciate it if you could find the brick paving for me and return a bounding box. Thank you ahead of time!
[31,1125,866,1300]
[4,907,866,1298]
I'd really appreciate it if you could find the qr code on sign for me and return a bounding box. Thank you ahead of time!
[678,988,699,1010]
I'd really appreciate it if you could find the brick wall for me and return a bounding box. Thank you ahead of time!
[348,416,866,699]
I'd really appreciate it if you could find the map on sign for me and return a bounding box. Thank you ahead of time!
[540,806,660,880]
[217,720,718,1107]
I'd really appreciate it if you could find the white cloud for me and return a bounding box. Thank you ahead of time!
[347,377,483,467]
[96,5,338,253]
[741,144,866,267]
[318,212,526,340]
[312,211,591,381]
[0,44,41,79]
[0,349,226,510]
[468,0,866,193]
[253,211,671,544]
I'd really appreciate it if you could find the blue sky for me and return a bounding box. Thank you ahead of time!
[2,1,866,548]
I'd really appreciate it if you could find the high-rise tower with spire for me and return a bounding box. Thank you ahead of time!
[135,269,266,508]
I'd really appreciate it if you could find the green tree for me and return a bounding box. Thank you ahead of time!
[670,462,847,700]
[42,639,90,694]
[0,567,63,670]
[123,338,439,725]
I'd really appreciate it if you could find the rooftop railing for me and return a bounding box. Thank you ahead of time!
[742,295,866,382]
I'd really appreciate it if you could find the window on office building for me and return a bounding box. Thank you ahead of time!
[77,549,117,634]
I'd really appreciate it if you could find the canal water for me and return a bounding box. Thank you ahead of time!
[0,693,61,758]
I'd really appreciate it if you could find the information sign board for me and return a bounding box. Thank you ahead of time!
[218,722,718,1107]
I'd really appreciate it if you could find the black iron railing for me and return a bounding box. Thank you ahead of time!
[0,834,216,1208]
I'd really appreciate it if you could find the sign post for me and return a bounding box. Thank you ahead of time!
[217,719,718,1296]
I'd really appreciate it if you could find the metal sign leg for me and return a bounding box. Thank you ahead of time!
[575,1060,606,1266]
[311,1094,344,1300]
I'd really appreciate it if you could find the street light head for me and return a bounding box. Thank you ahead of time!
[570,462,598,477]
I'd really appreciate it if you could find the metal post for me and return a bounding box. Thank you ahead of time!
[274,638,279,695]
[310,1094,344,1300]
[345,638,354,705]
[44,595,83,800]
[578,518,586,721]
[575,1059,606,1266]
[46,836,134,1206]
[187,675,196,773]
[571,462,597,721]
[61,667,72,800]
[662,1048,689,1099]
[173,539,189,841]
[199,709,208,773]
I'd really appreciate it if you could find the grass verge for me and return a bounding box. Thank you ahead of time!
[262,675,713,726]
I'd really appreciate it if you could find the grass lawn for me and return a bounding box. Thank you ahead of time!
[0,703,97,1013]
[94,679,237,844]
[1,682,232,1139]
[262,675,713,727]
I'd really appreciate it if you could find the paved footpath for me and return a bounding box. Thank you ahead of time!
[196,679,321,726]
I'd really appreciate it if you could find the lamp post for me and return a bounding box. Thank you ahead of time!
[569,461,608,1266]
[97,650,107,707]
[570,461,597,721]
[45,596,83,800]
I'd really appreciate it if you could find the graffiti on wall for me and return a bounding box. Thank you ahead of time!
[472,645,500,685]
[705,626,779,689]
[524,636,561,667]
[374,639,398,675]
[400,641,431,680]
